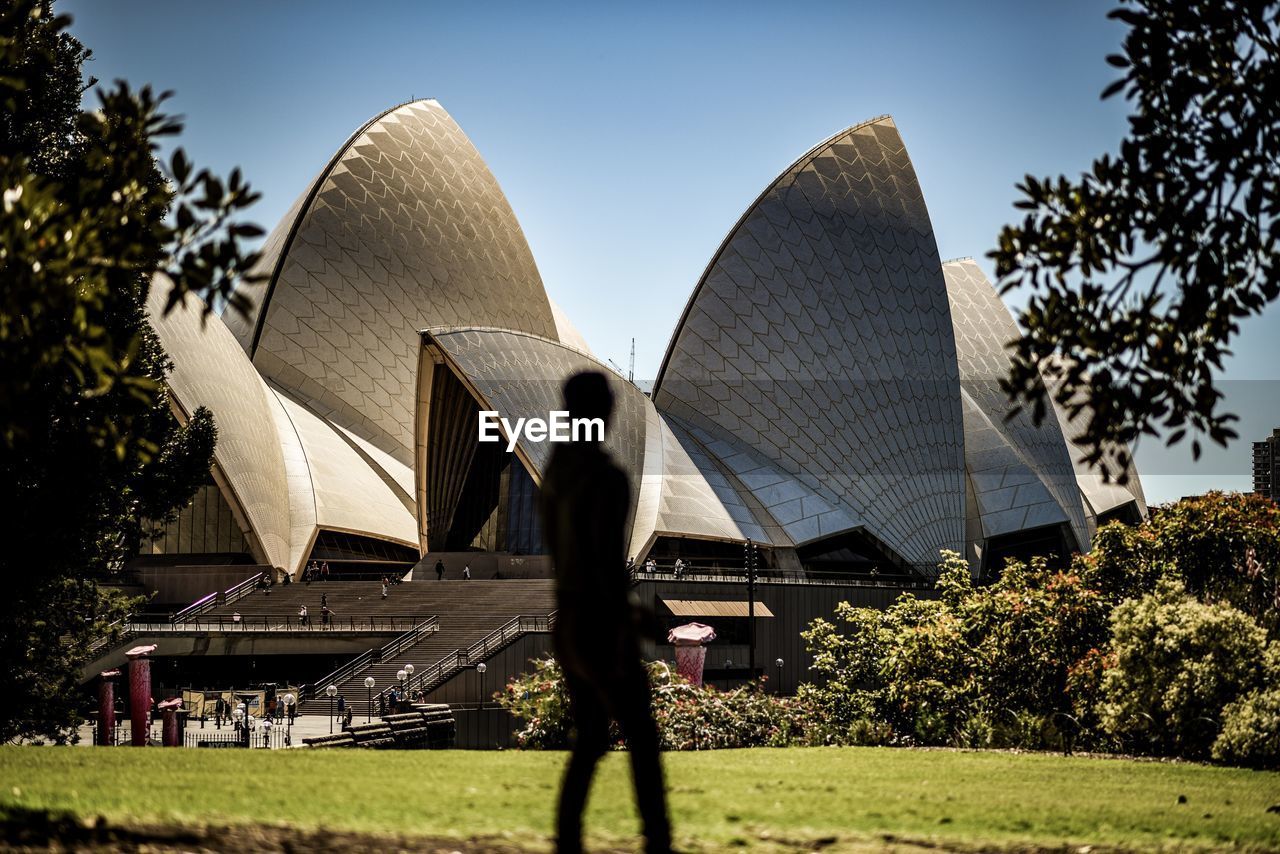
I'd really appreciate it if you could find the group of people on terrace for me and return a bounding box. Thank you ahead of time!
[628,556,687,577]
[302,560,331,583]
[298,592,336,628]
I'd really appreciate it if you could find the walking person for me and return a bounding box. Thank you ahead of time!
[381,578,388,599]
[321,561,330,581]
[462,563,471,580]
[298,604,308,628]
[435,558,445,581]
[321,603,333,628]
[673,558,685,579]
[538,371,671,854]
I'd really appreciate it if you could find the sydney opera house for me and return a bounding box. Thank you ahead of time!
[143,99,1146,590]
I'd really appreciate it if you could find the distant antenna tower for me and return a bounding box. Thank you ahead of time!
[628,338,635,383]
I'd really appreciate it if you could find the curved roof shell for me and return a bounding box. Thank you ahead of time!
[150,103,1151,579]
[146,281,292,570]
[421,327,650,550]
[942,259,1091,549]
[224,100,558,469]
[266,384,418,564]
[1040,359,1149,529]
[651,116,966,565]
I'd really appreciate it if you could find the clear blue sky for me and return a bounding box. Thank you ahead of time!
[65,0,1279,504]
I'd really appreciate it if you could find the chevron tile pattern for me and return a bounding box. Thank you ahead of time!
[652,117,966,565]
[424,328,649,519]
[227,100,558,469]
[943,259,1091,549]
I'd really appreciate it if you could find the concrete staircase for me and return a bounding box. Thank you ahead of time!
[200,578,557,711]
[303,705,456,750]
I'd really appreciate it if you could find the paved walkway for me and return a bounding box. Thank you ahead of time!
[74,714,353,749]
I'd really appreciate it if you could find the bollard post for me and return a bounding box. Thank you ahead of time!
[158,698,182,747]
[125,645,158,746]
[97,670,120,746]
[668,622,716,686]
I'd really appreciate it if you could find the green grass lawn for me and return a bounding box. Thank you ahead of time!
[1,746,1278,852]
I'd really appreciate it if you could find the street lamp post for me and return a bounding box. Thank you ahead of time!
[283,693,295,746]
[396,667,407,704]
[364,676,375,723]
[231,707,244,746]
[261,717,272,749]
[476,662,487,710]
[775,658,784,695]
[325,684,337,734]
[404,663,415,696]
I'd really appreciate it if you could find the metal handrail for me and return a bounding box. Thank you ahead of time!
[87,620,134,656]
[171,592,218,622]
[629,566,933,588]
[132,614,428,633]
[223,571,269,606]
[413,612,556,695]
[171,571,265,623]
[302,616,440,699]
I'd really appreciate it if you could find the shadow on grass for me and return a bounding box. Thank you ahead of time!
[0,804,546,853]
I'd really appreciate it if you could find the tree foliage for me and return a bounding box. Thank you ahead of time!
[798,498,1280,764]
[496,657,805,751]
[992,0,1280,476]
[1099,579,1273,759]
[800,551,1110,748]
[0,0,261,742]
[1082,491,1280,634]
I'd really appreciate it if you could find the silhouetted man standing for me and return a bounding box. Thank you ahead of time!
[539,371,671,854]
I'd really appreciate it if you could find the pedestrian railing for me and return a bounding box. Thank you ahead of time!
[171,571,265,623]
[87,620,134,656]
[411,612,556,696]
[129,614,428,633]
[302,616,440,700]
[629,565,934,588]
[185,722,292,749]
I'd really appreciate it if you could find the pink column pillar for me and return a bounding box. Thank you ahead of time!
[98,670,120,746]
[668,622,717,686]
[674,646,707,685]
[126,645,157,747]
[158,698,182,747]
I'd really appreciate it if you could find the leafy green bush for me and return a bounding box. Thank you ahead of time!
[496,657,806,750]
[495,656,571,749]
[1213,644,1280,769]
[801,551,1109,749]
[1083,492,1280,634]
[1100,579,1270,758]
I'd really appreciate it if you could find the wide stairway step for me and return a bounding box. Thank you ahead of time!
[303,705,456,750]
[218,579,556,710]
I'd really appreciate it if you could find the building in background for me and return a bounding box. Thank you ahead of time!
[1254,429,1280,501]
[140,101,1148,594]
